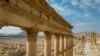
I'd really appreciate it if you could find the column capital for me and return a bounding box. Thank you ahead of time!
[24,28,38,41]
[24,28,38,34]
[44,31,52,36]
[53,33,59,35]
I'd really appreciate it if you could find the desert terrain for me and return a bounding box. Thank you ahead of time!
[0,32,100,56]
[0,36,44,56]
[73,32,100,56]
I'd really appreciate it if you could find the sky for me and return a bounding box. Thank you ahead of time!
[0,0,100,34]
[46,0,100,33]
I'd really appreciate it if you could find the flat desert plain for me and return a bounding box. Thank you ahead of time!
[0,37,44,56]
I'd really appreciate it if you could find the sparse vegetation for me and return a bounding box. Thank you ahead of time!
[0,37,44,56]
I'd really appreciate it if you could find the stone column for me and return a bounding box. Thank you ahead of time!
[54,33,60,56]
[67,36,70,56]
[70,36,73,56]
[59,35,64,56]
[66,35,68,56]
[44,31,52,56]
[69,37,71,56]
[90,32,96,46]
[64,35,67,56]
[90,33,94,45]
[90,33,92,45]
[66,36,68,56]
[62,35,64,56]
[95,34,96,45]
[93,33,96,45]
[25,28,38,56]
[93,33,95,45]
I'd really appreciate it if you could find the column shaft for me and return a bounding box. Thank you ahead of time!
[67,37,69,56]
[69,37,71,56]
[66,36,68,56]
[64,35,67,56]
[54,34,60,56]
[44,31,52,56]
[59,35,64,56]
[25,29,38,56]
[70,37,73,56]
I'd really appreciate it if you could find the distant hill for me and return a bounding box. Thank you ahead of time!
[73,32,100,38]
[13,31,26,37]
[0,31,26,37]
[4,32,99,38]
[74,32,92,36]
[0,33,9,36]
[0,31,44,37]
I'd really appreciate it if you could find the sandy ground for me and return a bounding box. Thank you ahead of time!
[0,37,100,56]
[0,37,26,44]
[0,37,44,56]
[75,41,98,56]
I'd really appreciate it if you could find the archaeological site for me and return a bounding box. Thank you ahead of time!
[0,0,100,56]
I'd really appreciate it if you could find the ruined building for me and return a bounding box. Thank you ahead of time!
[0,0,73,56]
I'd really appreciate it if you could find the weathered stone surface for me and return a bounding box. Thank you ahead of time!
[0,0,73,56]
[0,0,73,34]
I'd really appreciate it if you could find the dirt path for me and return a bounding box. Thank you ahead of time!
[75,42,97,56]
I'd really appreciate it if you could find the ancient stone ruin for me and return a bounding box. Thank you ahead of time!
[0,0,73,56]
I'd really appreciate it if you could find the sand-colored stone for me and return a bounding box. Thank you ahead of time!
[0,0,73,56]
[64,35,67,56]
[53,34,60,56]
[90,32,97,46]
[59,35,64,56]
[44,31,52,56]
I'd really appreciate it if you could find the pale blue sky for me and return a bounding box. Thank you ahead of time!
[0,26,22,34]
[46,0,100,33]
[0,0,100,34]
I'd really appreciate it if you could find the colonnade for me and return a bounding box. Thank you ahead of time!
[0,0,73,56]
[25,28,73,56]
[90,32,96,46]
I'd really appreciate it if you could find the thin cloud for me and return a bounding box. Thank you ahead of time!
[71,0,79,6]
[51,4,76,16]
[95,0,100,4]
[46,0,100,33]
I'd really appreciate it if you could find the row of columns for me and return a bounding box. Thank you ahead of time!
[90,32,96,46]
[25,28,73,56]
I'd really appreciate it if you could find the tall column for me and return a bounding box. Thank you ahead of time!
[90,32,96,46]
[59,35,64,56]
[90,33,92,45]
[67,36,69,56]
[44,31,52,56]
[66,35,68,56]
[69,37,71,56]
[93,33,96,45]
[62,35,64,56]
[54,34,60,56]
[90,33,93,46]
[54,33,60,56]
[66,36,68,56]
[91,33,94,45]
[70,36,73,56]
[93,33,95,45]
[95,34,96,45]
[64,35,67,56]
[68,36,70,56]
[25,28,38,56]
